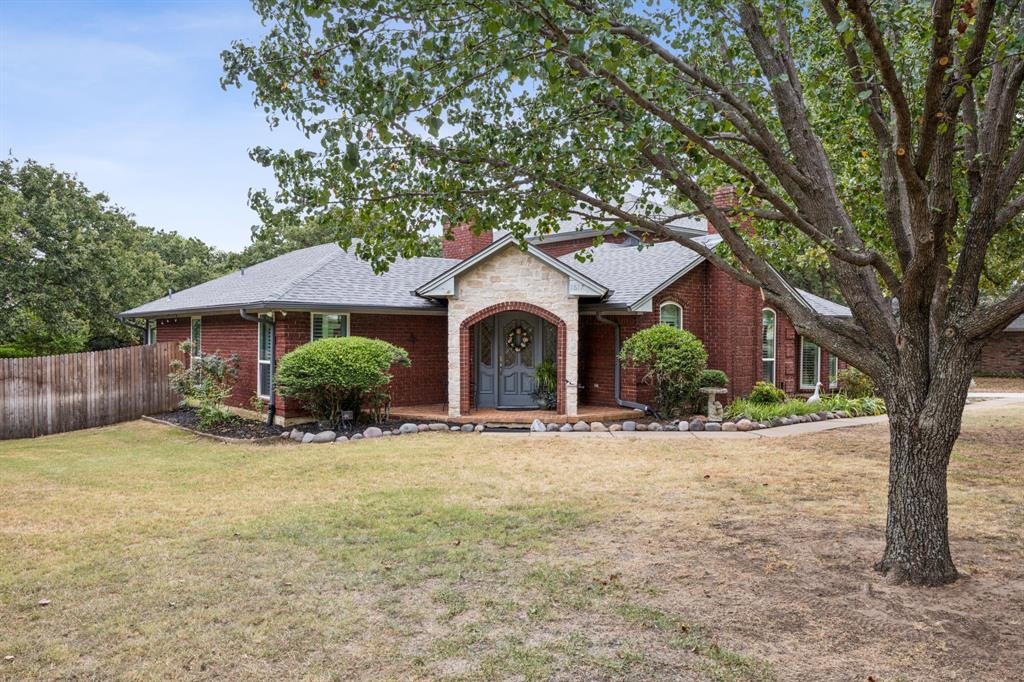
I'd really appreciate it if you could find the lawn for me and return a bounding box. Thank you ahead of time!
[1,402,1022,681]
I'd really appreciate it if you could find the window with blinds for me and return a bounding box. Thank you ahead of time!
[258,315,273,398]
[761,309,776,385]
[800,338,820,389]
[190,317,201,359]
[311,313,349,340]
[659,303,682,329]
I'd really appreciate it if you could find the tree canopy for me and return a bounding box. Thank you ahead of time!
[223,0,1024,586]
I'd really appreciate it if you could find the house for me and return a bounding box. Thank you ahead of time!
[120,199,854,425]
[977,313,1024,376]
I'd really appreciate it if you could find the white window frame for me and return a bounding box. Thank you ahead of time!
[761,308,776,385]
[829,353,839,389]
[800,337,821,390]
[190,317,202,363]
[659,302,683,329]
[257,314,273,399]
[310,312,351,341]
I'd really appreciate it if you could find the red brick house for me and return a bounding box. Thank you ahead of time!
[121,208,855,425]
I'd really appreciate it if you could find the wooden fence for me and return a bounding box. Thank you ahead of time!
[0,342,187,440]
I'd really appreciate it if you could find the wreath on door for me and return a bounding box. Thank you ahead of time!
[505,325,531,353]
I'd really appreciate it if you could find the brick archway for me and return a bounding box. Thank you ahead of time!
[459,301,567,415]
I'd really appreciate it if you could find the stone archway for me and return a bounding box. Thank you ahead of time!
[458,302,567,416]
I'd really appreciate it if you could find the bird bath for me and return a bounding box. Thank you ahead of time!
[700,387,728,422]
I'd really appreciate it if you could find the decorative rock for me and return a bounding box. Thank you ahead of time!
[817,412,829,420]
[809,413,821,422]
[392,428,402,436]
[280,431,291,439]
[290,430,305,442]
[363,427,383,438]
[572,421,589,432]
[351,432,364,440]
[417,424,430,432]
[450,426,460,431]
[648,422,662,432]
[546,423,559,432]
[590,422,607,432]
[311,430,336,443]
[559,424,573,432]
[704,422,722,432]
[721,422,737,432]
[474,424,485,432]
[837,410,850,418]
[381,431,392,437]
[531,419,546,432]
[461,424,475,432]
[688,419,704,431]
[736,419,753,432]
[770,417,785,427]
[623,420,637,432]
[677,420,690,432]
[609,424,622,432]
[400,423,419,434]
[301,432,315,444]
[759,422,770,429]
[335,435,349,443]
[636,423,648,431]
[429,423,448,431]
[663,423,677,431]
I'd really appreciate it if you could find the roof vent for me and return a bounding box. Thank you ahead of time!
[167,289,173,300]
[240,267,245,276]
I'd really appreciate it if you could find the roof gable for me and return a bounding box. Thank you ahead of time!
[415,233,608,299]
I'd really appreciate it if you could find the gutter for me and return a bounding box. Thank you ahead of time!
[240,309,276,427]
[594,313,653,417]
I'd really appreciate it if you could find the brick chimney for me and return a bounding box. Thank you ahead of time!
[706,186,736,235]
[443,222,493,260]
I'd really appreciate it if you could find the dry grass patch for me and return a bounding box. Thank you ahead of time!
[971,375,1024,392]
[1,401,1021,681]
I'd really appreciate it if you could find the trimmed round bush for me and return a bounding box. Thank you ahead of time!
[837,367,875,398]
[748,380,785,404]
[698,369,729,389]
[274,336,410,427]
[620,325,708,416]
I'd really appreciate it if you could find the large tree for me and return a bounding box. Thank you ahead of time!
[223,0,1024,585]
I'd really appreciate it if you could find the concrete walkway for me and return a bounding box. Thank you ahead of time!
[484,395,1022,440]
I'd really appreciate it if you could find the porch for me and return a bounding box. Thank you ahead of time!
[390,404,643,426]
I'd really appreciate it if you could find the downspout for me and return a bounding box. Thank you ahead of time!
[595,313,652,416]
[240,309,276,427]
[118,317,149,344]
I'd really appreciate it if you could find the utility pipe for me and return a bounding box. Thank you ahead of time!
[594,313,653,416]
[240,309,276,426]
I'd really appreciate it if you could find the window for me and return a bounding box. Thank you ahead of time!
[659,302,682,329]
[800,337,821,390]
[761,309,776,385]
[311,313,349,340]
[149,321,158,346]
[829,354,839,389]
[190,317,201,362]
[258,315,273,398]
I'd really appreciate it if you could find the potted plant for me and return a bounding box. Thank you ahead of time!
[532,360,557,409]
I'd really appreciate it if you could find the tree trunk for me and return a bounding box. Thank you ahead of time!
[874,369,971,586]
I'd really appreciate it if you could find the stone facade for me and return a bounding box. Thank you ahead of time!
[447,244,579,417]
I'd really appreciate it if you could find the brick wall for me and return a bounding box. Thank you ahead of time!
[351,313,448,405]
[977,331,1024,375]
[442,223,493,260]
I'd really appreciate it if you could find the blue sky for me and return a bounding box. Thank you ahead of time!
[1,0,306,251]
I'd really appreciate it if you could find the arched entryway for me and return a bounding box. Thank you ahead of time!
[459,302,567,415]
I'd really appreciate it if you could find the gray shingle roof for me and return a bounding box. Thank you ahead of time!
[796,288,852,317]
[559,235,721,308]
[120,243,458,317]
[1007,314,1024,332]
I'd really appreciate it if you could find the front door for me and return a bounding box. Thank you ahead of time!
[497,312,541,408]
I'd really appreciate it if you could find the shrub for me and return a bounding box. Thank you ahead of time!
[748,381,786,404]
[274,336,410,428]
[698,369,728,389]
[620,325,708,416]
[837,367,875,398]
[169,341,240,428]
[726,394,886,422]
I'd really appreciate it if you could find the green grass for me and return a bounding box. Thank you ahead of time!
[0,421,775,680]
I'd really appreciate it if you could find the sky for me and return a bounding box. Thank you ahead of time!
[0,0,308,252]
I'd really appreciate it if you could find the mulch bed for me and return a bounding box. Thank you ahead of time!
[152,407,286,440]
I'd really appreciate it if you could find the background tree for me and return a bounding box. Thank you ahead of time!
[0,159,230,354]
[224,0,1024,585]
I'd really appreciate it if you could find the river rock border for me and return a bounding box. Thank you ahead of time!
[282,410,856,444]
